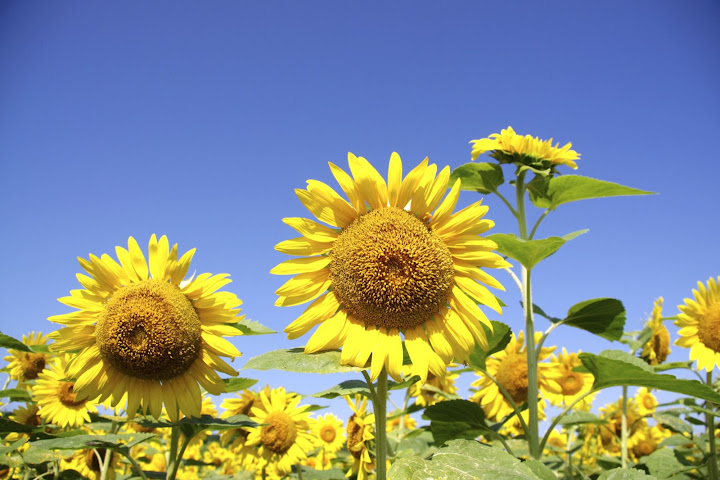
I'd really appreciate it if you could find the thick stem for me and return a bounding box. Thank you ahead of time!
[707,371,718,480]
[621,386,629,469]
[166,426,180,480]
[374,369,388,480]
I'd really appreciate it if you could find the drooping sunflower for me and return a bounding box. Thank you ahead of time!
[33,354,98,428]
[470,126,580,170]
[273,153,508,382]
[641,297,670,365]
[675,277,720,372]
[4,332,53,387]
[471,331,560,424]
[345,394,376,480]
[63,448,119,480]
[628,423,664,461]
[219,388,262,452]
[546,348,596,411]
[49,235,244,421]
[408,369,459,407]
[312,413,346,454]
[245,387,315,475]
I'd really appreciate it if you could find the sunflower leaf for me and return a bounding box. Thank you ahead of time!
[223,377,258,393]
[579,353,720,403]
[230,318,276,335]
[388,439,548,479]
[29,433,155,451]
[653,412,693,436]
[597,468,657,480]
[487,230,588,269]
[422,400,491,446]
[243,348,366,374]
[0,332,31,352]
[558,298,627,341]
[449,163,505,194]
[469,321,512,370]
[643,448,693,480]
[599,350,653,373]
[0,417,38,434]
[527,175,655,211]
[0,388,32,401]
[312,380,370,399]
[556,411,606,426]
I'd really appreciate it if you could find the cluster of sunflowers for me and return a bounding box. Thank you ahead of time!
[1,126,719,479]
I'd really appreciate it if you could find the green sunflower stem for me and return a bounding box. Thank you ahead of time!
[621,386,629,469]
[375,368,389,480]
[516,169,541,459]
[166,426,180,480]
[707,371,718,480]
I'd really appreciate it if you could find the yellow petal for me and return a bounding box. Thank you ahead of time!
[271,256,330,275]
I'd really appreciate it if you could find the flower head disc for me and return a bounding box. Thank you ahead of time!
[49,235,244,421]
[470,126,580,171]
[546,348,596,411]
[4,332,53,386]
[675,277,720,372]
[641,297,670,365]
[273,153,509,382]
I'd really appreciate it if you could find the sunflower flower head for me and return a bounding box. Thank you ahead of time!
[49,235,244,421]
[312,413,346,454]
[635,387,657,416]
[4,332,53,387]
[345,394,376,480]
[470,126,580,172]
[273,152,509,382]
[675,277,720,372]
[546,348,596,411]
[641,297,670,365]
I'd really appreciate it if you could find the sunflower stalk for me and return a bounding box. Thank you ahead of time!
[374,369,389,480]
[166,426,180,480]
[707,371,718,480]
[621,386,629,469]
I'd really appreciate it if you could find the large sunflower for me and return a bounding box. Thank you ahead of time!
[470,126,580,170]
[675,277,720,372]
[49,235,243,421]
[4,332,53,387]
[641,297,670,365]
[272,152,508,382]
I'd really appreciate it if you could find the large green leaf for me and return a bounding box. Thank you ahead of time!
[388,439,547,479]
[0,417,38,434]
[243,348,366,374]
[598,469,656,480]
[230,318,276,335]
[488,230,587,269]
[312,380,370,399]
[643,449,692,480]
[450,163,505,194]
[580,353,720,403]
[556,411,606,426]
[527,175,654,210]
[0,332,31,352]
[598,350,653,373]
[30,433,155,450]
[223,377,258,393]
[562,298,626,341]
[0,388,32,401]
[422,400,492,447]
[469,321,512,370]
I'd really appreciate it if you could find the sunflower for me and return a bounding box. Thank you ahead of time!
[272,152,508,382]
[546,348,596,411]
[409,370,459,407]
[386,413,417,432]
[245,387,315,475]
[470,126,580,170]
[312,413,345,454]
[471,331,560,423]
[4,332,53,387]
[641,297,670,365]
[64,448,119,480]
[635,387,657,417]
[345,394,376,480]
[32,354,98,428]
[49,235,244,421]
[675,277,720,372]
[628,423,664,460]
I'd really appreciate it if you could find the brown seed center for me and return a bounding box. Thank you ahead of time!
[57,381,85,407]
[346,414,366,459]
[19,352,47,380]
[559,371,584,396]
[330,207,454,330]
[698,303,720,353]
[495,353,529,404]
[96,279,202,381]
[260,411,297,454]
[320,424,337,443]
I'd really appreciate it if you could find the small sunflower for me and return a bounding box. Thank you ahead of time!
[33,354,98,428]
[470,126,580,170]
[273,152,508,382]
[49,235,244,421]
[597,399,643,455]
[409,370,459,407]
[546,348,596,411]
[246,387,315,475]
[64,448,119,480]
[312,413,345,454]
[219,388,263,466]
[675,277,720,372]
[635,388,657,417]
[345,394,376,480]
[471,331,560,422]
[4,332,53,387]
[386,413,417,432]
[641,297,670,365]
[628,423,663,460]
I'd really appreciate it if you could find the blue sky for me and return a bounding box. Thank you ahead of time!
[1,1,719,421]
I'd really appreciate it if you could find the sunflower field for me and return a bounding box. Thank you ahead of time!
[1,125,718,480]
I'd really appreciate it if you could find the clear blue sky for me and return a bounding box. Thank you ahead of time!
[1,1,719,420]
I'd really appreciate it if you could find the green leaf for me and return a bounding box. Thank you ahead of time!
[0,388,32,401]
[562,299,626,341]
[223,377,258,393]
[231,318,276,335]
[643,449,692,480]
[295,466,347,479]
[527,175,654,211]
[653,412,693,436]
[312,380,370,399]
[599,350,653,373]
[0,417,38,434]
[134,414,255,430]
[597,469,656,480]
[556,411,606,426]
[21,447,69,465]
[389,375,421,391]
[468,321,512,370]
[531,304,560,323]
[653,361,694,373]
[488,230,587,269]
[522,459,557,480]
[449,163,505,194]
[422,399,490,446]
[29,433,155,450]
[580,353,720,403]
[0,332,31,352]
[243,348,366,374]
[388,439,547,479]
[0,438,27,455]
